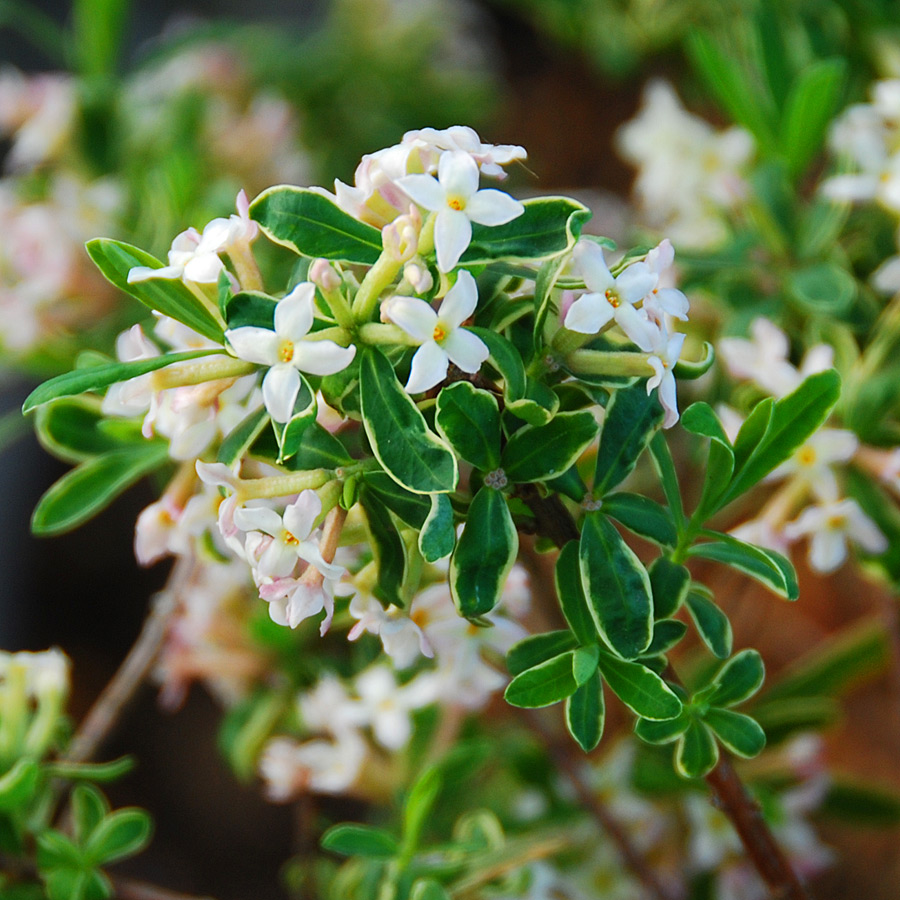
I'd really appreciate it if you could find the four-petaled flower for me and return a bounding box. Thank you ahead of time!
[381,269,489,394]
[397,150,524,272]
[225,282,356,423]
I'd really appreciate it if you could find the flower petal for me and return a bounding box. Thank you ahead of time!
[465,189,524,226]
[614,302,658,351]
[437,269,478,328]
[440,328,489,374]
[275,283,315,339]
[438,150,479,199]
[263,364,301,423]
[405,341,449,394]
[573,240,614,293]
[234,505,284,537]
[291,340,357,376]
[283,490,322,541]
[226,326,279,365]
[383,295,437,342]
[615,262,657,305]
[396,173,445,211]
[563,292,613,334]
[434,208,472,272]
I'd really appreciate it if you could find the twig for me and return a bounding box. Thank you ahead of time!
[516,489,809,900]
[65,555,194,764]
[112,875,218,900]
[524,711,683,900]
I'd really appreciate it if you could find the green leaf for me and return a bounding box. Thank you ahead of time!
[45,757,134,783]
[707,649,766,708]
[781,59,846,178]
[787,262,856,316]
[0,758,40,811]
[402,766,443,858]
[594,383,664,495]
[675,719,719,778]
[689,533,798,600]
[70,786,108,846]
[321,823,399,858]
[703,708,766,758]
[410,880,452,900]
[533,252,570,353]
[645,619,688,656]
[565,673,605,752]
[634,710,689,745]
[32,444,169,536]
[719,370,841,509]
[681,401,732,445]
[649,431,685,530]
[360,488,407,609]
[507,631,580,676]
[554,541,597,646]
[502,410,598,483]
[505,377,560,426]
[752,696,839,745]
[359,347,457,494]
[279,422,352,471]
[419,493,456,562]
[681,402,735,517]
[84,808,152,866]
[596,650,682,720]
[648,557,690,619]
[450,487,517,618]
[85,239,224,343]
[468,327,525,401]
[36,829,83,869]
[673,341,715,380]
[250,186,383,264]
[34,398,141,464]
[221,290,277,329]
[504,651,579,708]
[573,644,600,685]
[362,471,431,528]
[271,374,317,462]
[820,778,900,827]
[459,197,591,265]
[579,513,653,660]
[23,350,221,413]
[685,588,733,660]
[601,493,677,547]
[435,382,500,471]
[218,407,269,467]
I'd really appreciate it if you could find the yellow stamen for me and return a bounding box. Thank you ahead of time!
[798,446,817,466]
[447,196,465,211]
[433,324,447,343]
[283,531,300,546]
[279,340,295,363]
[605,289,620,309]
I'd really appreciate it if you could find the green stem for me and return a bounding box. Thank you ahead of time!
[565,349,655,377]
[150,356,256,390]
[352,253,403,322]
[358,323,420,347]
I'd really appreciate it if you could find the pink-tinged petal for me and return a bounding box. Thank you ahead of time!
[275,283,315,339]
[563,292,613,334]
[573,240,614,293]
[195,461,239,489]
[438,150,480,199]
[405,341,449,394]
[226,326,279,365]
[657,371,680,428]
[646,356,665,391]
[291,339,357,376]
[437,270,478,328]
[653,287,690,320]
[614,303,658,351]
[267,596,290,627]
[260,538,299,579]
[183,253,224,284]
[235,505,284,537]
[646,238,675,272]
[434,208,471,272]
[283,490,322,541]
[615,262,657,305]
[263,364,301,423]
[286,583,326,629]
[383,295,437,342]
[440,328,489,374]
[396,173,445,211]
[128,265,183,283]
[465,189,524,226]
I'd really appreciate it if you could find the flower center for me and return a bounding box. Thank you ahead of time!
[282,530,300,546]
[798,446,817,466]
[826,514,846,530]
[279,340,295,363]
[411,609,429,628]
[604,289,621,309]
[446,195,466,212]
[433,324,447,343]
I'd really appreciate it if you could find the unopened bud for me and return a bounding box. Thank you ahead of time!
[382,205,422,263]
[309,258,342,293]
[403,261,433,295]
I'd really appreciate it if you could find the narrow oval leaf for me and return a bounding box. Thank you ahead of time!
[507,631,579,676]
[554,541,597,646]
[468,327,525,401]
[565,672,605,752]
[505,377,560,426]
[573,644,601,685]
[35,397,141,463]
[71,786,108,845]
[504,650,579,708]
[360,488,407,609]
[271,374,317,462]
[32,444,170,536]
[0,758,40,811]
[648,557,690,619]
[450,486,518,618]
[418,493,456,562]
[411,879,452,900]
[218,407,269,467]
[596,650,682,720]
[594,383,664,495]
[359,347,457,494]
[579,513,653,660]
[460,197,591,265]
[704,708,766,758]
[601,493,677,547]
[685,588,733,660]
[86,239,225,342]
[644,619,688,656]
[435,382,501,471]
[502,410,598,483]
[222,289,277,329]
[84,808,153,865]
[689,534,798,600]
[23,350,222,413]
[321,823,399,858]
[634,711,689,745]
[362,471,431,528]
[707,649,766,708]
[533,252,570,352]
[675,719,720,779]
[250,186,383,264]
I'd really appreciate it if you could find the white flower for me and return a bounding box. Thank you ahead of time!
[563,240,659,350]
[642,239,690,324]
[225,282,356,422]
[646,329,686,429]
[768,428,859,502]
[784,498,887,573]
[347,592,433,668]
[397,150,524,272]
[382,269,489,393]
[402,126,527,179]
